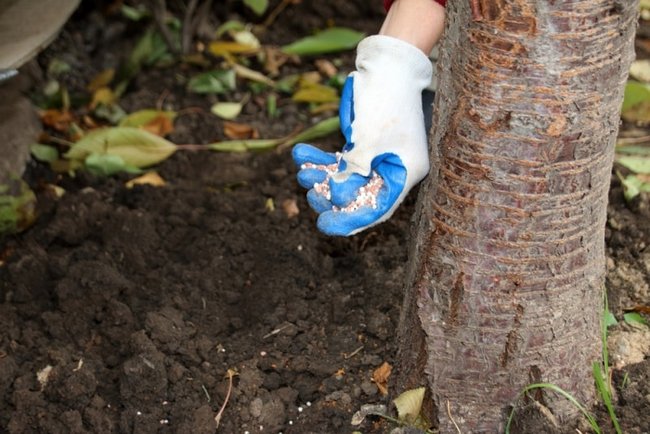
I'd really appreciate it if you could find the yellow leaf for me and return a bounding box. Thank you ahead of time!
[209,41,259,56]
[126,171,166,188]
[293,83,339,103]
[393,387,426,424]
[91,87,116,108]
[87,68,115,92]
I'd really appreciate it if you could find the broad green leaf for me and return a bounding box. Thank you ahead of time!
[622,81,650,112]
[232,29,260,49]
[616,155,650,174]
[243,0,269,15]
[282,27,365,56]
[211,102,243,120]
[30,144,59,163]
[188,70,236,94]
[65,127,177,168]
[119,109,177,128]
[604,310,618,328]
[393,387,425,423]
[618,174,650,201]
[623,312,648,326]
[85,153,142,177]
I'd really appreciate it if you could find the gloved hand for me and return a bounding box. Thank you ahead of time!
[292,35,433,236]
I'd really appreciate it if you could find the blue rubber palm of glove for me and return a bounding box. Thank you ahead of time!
[292,76,408,237]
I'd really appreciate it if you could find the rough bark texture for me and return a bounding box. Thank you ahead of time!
[396,1,638,432]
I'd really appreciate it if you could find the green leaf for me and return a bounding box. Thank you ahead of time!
[282,27,365,56]
[619,174,650,201]
[0,179,37,235]
[65,127,178,168]
[119,109,178,128]
[623,312,648,326]
[30,144,60,163]
[615,145,650,155]
[622,81,650,112]
[209,138,281,152]
[604,310,618,328]
[121,4,149,21]
[215,20,246,38]
[243,0,269,15]
[85,153,142,177]
[593,363,622,434]
[209,116,340,153]
[211,102,243,120]
[616,155,650,174]
[289,116,340,144]
[393,387,425,424]
[188,70,236,94]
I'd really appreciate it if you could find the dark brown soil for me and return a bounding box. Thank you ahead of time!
[1,2,649,434]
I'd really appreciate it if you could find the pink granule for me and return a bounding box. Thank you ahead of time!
[300,153,383,213]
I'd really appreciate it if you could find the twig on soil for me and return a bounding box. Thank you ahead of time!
[261,0,294,29]
[201,384,211,402]
[344,345,364,360]
[447,400,461,434]
[263,323,292,339]
[215,368,236,428]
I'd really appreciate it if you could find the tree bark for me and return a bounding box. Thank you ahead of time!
[396,1,638,432]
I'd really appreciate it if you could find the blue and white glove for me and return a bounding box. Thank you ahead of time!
[293,35,433,236]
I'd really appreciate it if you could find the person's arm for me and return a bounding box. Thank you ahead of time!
[380,0,446,54]
[292,1,446,236]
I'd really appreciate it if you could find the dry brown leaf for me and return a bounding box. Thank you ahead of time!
[625,305,650,314]
[141,115,174,136]
[126,171,166,188]
[315,59,338,78]
[40,109,74,132]
[371,362,392,396]
[262,46,293,76]
[282,198,300,218]
[224,121,258,139]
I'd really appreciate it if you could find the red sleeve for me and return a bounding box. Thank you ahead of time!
[384,0,446,11]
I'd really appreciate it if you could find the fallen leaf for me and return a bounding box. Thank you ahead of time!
[119,110,177,136]
[65,127,178,168]
[371,362,392,396]
[211,102,244,120]
[232,63,275,86]
[393,387,426,424]
[208,41,259,57]
[262,46,293,76]
[243,0,269,15]
[30,144,59,163]
[126,171,166,188]
[315,59,338,78]
[188,70,237,94]
[224,121,258,139]
[40,109,74,132]
[282,27,365,56]
[90,87,117,109]
[292,83,339,103]
[625,305,650,314]
[85,153,142,176]
[282,198,299,218]
[265,197,275,212]
[87,68,115,92]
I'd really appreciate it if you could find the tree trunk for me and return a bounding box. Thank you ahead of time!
[396,1,638,432]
